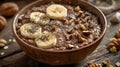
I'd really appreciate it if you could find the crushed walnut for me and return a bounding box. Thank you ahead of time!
[0,38,7,47]
[107,29,120,52]
[88,63,102,67]
[102,59,113,67]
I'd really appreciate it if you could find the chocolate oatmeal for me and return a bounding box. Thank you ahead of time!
[16,3,101,50]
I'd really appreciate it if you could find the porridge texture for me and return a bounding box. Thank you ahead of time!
[16,3,101,50]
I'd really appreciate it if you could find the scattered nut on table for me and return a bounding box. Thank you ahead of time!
[8,38,16,43]
[0,38,7,47]
[107,38,120,53]
[12,38,16,43]
[86,59,114,67]
[116,61,120,67]
[0,52,5,56]
[87,63,102,67]
[115,29,120,38]
[102,59,113,67]
[3,46,9,49]
[109,46,117,53]
[0,2,19,16]
[107,29,120,53]
[110,12,120,24]
[0,16,7,30]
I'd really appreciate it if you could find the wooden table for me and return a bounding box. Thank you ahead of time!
[0,0,120,67]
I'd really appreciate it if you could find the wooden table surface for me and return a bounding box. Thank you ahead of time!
[0,0,120,67]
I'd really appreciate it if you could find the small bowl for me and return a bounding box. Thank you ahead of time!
[12,0,107,66]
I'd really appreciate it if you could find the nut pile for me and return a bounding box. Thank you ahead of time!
[0,38,8,56]
[107,29,120,53]
[0,38,16,56]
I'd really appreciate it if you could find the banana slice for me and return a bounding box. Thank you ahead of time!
[30,12,50,25]
[35,31,57,49]
[46,4,67,20]
[20,23,42,38]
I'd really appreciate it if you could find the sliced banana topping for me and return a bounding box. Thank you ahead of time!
[30,12,50,25]
[46,4,67,20]
[35,31,57,49]
[20,23,42,38]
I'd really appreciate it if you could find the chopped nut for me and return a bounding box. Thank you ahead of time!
[3,46,9,49]
[80,24,86,30]
[0,43,5,47]
[88,63,102,67]
[0,38,7,44]
[93,35,99,40]
[107,37,120,52]
[52,25,57,31]
[66,44,74,49]
[8,39,12,42]
[110,38,120,48]
[116,61,120,67]
[12,38,16,43]
[88,22,94,28]
[64,32,70,40]
[82,31,92,36]
[107,43,115,50]
[110,38,119,46]
[109,46,117,53]
[0,52,5,56]
[115,29,120,38]
[75,11,83,17]
[77,34,86,43]
[103,59,113,67]
[64,33,75,40]
[110,38,117,43]
[81,13,85,18]
[8,38,16,43]
[62,18,72,25]
[64,20,71,25]
[112,38,120,46]
[0,38,7,47]
[74,31,79,36]
[74,6,81,12]
[74,19,80,24]
[67,28,75,34]
[58,37,64,41]
[82,16,90,23]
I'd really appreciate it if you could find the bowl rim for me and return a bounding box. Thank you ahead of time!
[12,0,107,53]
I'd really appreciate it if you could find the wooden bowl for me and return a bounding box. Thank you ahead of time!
[12,0,107,65]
